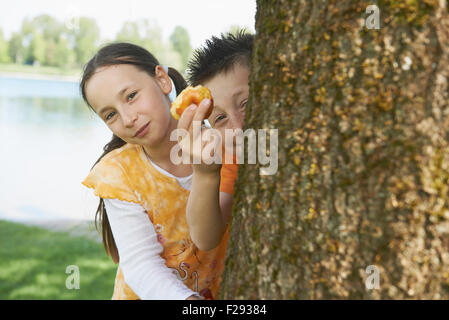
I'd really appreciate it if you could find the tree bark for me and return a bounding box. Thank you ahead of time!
[220,0,449,299]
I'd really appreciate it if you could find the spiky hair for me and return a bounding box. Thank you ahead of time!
[187,30,254,86]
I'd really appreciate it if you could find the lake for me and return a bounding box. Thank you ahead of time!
[0,75,111,222]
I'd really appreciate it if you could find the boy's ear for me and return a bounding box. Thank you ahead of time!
[154,65,172,95]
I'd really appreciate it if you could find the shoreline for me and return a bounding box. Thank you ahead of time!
[0,71,81,83]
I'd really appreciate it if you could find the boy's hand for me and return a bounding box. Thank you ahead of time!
[177,98,222,175]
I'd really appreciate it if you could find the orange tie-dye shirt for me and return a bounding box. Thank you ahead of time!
[82,143,230,300]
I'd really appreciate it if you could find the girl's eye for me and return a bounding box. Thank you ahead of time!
[106,111,116,121]
[241,99,248,109]
[127,91,137,102]
[215,114,227,123]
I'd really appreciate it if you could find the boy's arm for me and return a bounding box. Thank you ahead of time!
[186,170,226,251]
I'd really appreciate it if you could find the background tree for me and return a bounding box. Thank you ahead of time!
[115,19,165,54]
[115,19,183,73]
[220,0,449,299]
[226,24,253,35]
[116,20,143,46]
[69,17,100,67]
[0,28,10,63]
[1,14,188,73]
[169,26,192,72]
[21,15,64,66]
[8,32,23,64]
[30,14,64,43]
[2,14,80,68]
[53,35,75,69]
[28,30,45,66]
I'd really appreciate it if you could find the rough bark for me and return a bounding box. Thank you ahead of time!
[220,0,449,299]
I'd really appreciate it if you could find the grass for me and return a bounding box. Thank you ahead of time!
[0,219,117,300]
[0,63,81,78]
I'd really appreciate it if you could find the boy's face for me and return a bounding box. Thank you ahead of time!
[202,63,250,151]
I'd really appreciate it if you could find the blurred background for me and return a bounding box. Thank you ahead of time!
[0,0,255,299]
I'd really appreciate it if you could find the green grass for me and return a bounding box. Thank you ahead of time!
[0,219,117,299]
[0,63,81,78]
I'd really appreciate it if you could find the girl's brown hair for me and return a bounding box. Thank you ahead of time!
[80,42,187,263]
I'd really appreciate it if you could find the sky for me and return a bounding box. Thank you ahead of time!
[0,0,256,48]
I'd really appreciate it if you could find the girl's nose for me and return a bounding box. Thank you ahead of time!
[122,108,138,128]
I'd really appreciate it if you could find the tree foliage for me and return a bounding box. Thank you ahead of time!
[0,15,192,73]
[169,26,192,72]
[69,17,100,66]
[0,28,10,63]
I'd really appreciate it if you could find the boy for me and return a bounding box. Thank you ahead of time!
[180,31,253,251]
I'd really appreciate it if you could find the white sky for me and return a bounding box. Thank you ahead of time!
[0,0,256,48]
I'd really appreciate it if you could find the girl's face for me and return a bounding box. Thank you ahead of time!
[84,64,176,148]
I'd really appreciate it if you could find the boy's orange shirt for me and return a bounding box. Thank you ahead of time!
[82,143,230,300]
[219,161,239,195]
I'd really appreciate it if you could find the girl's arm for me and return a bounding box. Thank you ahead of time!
[104,198,199,300]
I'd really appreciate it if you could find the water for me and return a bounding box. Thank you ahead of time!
[0,76,111,222]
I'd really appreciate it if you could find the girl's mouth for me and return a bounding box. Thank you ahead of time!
[134,122,150,138]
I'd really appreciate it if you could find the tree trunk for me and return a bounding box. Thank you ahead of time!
[220,0,449,299]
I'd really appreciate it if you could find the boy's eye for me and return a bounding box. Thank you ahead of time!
[215,114,227,123]
[106,111,116,121]
[127,91,137,102]
[240,99,248,110]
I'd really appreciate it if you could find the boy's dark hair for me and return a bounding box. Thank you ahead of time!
[187,30,254,86]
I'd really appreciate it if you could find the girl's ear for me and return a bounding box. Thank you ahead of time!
[154,65,172,96]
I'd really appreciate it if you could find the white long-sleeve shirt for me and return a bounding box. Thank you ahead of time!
[103,157,196,300]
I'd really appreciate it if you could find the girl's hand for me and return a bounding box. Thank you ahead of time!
[177,98,222,175]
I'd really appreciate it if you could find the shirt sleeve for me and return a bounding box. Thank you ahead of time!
[104,198,197,300]
[219,163,239,195]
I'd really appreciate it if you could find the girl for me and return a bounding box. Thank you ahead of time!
[80,43,229,300]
